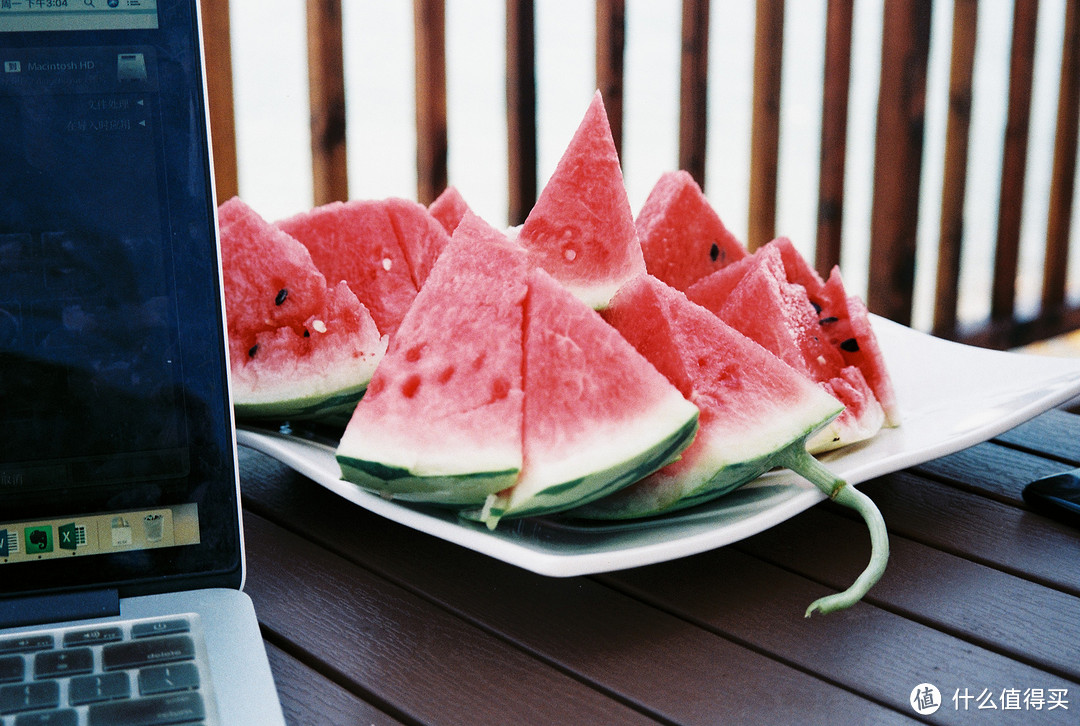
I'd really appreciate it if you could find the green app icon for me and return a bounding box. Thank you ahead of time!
[58,523,78,551]
[24,526,53,554]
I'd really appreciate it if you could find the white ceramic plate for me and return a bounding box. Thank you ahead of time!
[236,317,1080,577]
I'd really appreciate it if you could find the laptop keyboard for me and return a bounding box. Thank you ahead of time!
[0,614,216,726]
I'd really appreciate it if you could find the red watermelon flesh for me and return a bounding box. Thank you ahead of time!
[818,269,900,426]
[335,212,528,505]
[428,185,472,236]
[478,265,697,525]
[762,237,898,427]
[637,170,747,291]
[384,197,451,289]
[574,274,843,518]
[276,198,449,338]
[219,196,327,335]
[688,243,884,452]
[218,197,386,421]
[517,90,645,309]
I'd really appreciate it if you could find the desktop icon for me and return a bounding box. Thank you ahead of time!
[58,522,79,551]
[111,516,133,547]
[24,526,53,554]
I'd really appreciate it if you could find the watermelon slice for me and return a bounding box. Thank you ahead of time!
[580,274,889,616]
[578,273,844,518]
[818,268,901,426]
[516,90,645,309]
[477,267,699,527]
[636,170,747,291]
[276,198,450,338]
[335,213,528,506]
[428,185,472,236]
[218,197,386,421]
[687,240,886,452]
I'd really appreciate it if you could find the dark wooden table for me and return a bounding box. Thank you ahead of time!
[237,408,1080,725]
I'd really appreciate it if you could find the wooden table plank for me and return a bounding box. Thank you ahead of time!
[238,448,915,724]
[737,505,1080,682]
[859,473,1080,595]
[602,547,1078,726]
[242,511,660,726]
[994,408,1080,464]
[264,642,405,726]
[911,441,1074,505]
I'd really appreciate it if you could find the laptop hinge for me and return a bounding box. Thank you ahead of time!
[0,589,120,630]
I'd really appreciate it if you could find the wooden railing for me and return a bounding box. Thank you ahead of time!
[199,0,1080,351]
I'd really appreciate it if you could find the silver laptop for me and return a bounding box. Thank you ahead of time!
[0,1,285,724]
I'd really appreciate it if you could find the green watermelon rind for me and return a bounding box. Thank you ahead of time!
[234,383,369,423]
[336,454,520,508]
[565,412,836,520]
[464,409,699,526]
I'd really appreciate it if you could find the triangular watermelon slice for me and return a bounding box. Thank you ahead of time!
[637,170,748,291]
[579,273,844,518]
[580,274,889,616]
[428,185,472,236]
[687,240,886,452]
[516,90,645,309]
[477,267,699,527]
[818,268,901,426]
[218,197,387,422]
[335,213,528,506]
[276,198,449,338]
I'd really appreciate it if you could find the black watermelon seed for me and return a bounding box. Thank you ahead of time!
[275,288,288,306]
[810,300,823,314]
[709,243,720,262]
[819,316,839,325]
[303,329,310,338]
[840,337,860,353]
[248,344,259,358]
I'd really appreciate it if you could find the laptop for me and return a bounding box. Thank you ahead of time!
[0,1,286,724]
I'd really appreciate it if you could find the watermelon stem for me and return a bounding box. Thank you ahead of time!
[778,448,890,617]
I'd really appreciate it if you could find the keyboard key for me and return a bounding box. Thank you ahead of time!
[0,655,24,683]
[14,709,78,726]
[69,672,131,705]
[139,662,199,696]
[63,627,123,647]
[88,692,205,726]
[131,619,190,639]
[102,635,195,671]
[0,681,61,714]
[0,636,53,655]
[33,648,93,679]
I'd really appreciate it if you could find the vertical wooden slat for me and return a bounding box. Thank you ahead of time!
[507,0,537,225]
[932,0,978,338]
[748,0,784,252]
[306,0,348,205]
[679,0,710,189]
[1042,0,1080,313]
[200,0,238,202]
[866,0,932,326]
[990,0,1039,321]
[595,0,626,158]
[814,0,854,277]
[414,0,448,206]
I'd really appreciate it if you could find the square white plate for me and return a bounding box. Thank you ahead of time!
[236,317,1080,577]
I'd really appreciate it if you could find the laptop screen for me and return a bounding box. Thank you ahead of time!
[0,0,242,596]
